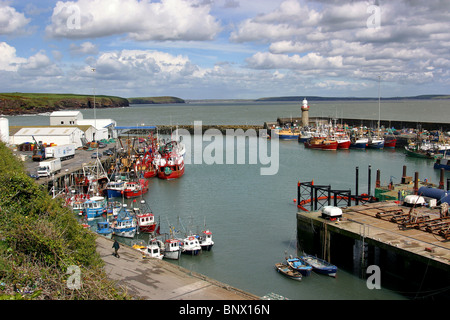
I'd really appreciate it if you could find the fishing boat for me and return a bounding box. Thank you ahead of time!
[123,179,149,199]
[298,130,313,142]
[367,136,384,149]
[350,136,369,149]
[112,204,137,238]
[157,154,185,180]
[132,199,157,233]
[132,239,164,259]
[404,144,442,159]
[96,221,113,238]
[163,238,182,260]
[300,254,338,277]
[286,257,313,276]
[180,235,201,255]
[106,201,122,217]
[336,135,351,150]
[274,128,300,140]
[104,180,125,198]
[304,136,338,150]
[274,263,302,281]
[70,198,86,216]
[434,155,450,170]
[384,136,397,148]
[84,196,107,221]
[197,230,214,251]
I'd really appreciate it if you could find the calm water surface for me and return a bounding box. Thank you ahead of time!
[6,100,450,300]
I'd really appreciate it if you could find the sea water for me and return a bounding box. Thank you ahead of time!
[6,100,450,299]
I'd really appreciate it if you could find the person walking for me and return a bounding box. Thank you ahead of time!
[112,239,120,258]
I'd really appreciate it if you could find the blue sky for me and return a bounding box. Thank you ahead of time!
[1,0,449,99]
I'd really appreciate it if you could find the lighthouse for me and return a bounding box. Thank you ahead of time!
[301,98,309,127]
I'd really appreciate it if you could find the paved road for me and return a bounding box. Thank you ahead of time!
[96,236,260,300]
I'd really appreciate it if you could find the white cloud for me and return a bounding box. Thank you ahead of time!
[0,4,30,35]
[46,0,221,41]
[232,0,450,89]
[0,42,27,71]
[69,41,98,56]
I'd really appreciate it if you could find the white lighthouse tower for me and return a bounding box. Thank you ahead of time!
[301,98,309,127]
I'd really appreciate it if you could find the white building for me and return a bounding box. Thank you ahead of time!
[50,110,116,141]
[77,119,117,141]
[10,126,87,148]
[50,111,83,126]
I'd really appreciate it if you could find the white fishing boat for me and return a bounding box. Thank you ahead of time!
[163,238,181,260]
[197,230,214,251]
[180,235,201,255]
[132,239,164,259]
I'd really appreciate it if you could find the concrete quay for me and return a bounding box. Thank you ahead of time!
[297,201,450,299]
[95,236,259,300]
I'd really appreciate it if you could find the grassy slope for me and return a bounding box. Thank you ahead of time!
[0,142,130,300]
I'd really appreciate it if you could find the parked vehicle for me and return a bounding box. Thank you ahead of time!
[45,144,76,161]
[37,158,61,177]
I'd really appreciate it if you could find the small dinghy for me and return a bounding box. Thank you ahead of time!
[275,263,302,281]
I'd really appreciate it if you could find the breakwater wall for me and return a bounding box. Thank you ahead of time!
[122,124,265,136]
[273,117,450,132]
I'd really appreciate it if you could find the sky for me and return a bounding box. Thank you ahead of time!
[0,0,449,99]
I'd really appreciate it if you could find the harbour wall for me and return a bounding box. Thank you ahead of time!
[296,209,450,300]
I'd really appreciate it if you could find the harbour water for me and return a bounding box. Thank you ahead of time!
[6,100,450,300]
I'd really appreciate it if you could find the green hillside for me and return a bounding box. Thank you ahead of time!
[0,92,129,116]
[128,96,185,104]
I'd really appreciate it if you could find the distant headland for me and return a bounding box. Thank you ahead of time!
[0,93,185,116]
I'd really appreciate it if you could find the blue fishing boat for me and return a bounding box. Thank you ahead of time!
[367,137,384,149]
[350,136,368,149]
[96,221,113,238]
[84,196,107,221]
[112,204,137,238]
[286,257,313,276]
[274,128,300,140]
[434,156,450,171]
[104,180,125,198]
[300,254,338,277]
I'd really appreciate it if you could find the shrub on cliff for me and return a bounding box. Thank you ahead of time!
[0,142,130,300]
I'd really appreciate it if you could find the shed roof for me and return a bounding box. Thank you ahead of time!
[50,111,82,117]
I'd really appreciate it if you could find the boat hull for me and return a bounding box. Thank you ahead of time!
[113,227,136,238]
[304,140,338,151]
[384,138,397,148]
[286,258,313,276]
[337,140,351,150]
[277,134,299,140]
[158,165,185,180]
[275,263,302,281]
[367,140,384,149]
[105,189,122,198]
[138,224,156,233]
[300,254,338,278]
[164,249,181,260]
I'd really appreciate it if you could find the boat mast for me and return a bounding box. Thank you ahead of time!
[377,75,381,134]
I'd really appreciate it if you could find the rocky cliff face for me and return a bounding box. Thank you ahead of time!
[0,94,129,116]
